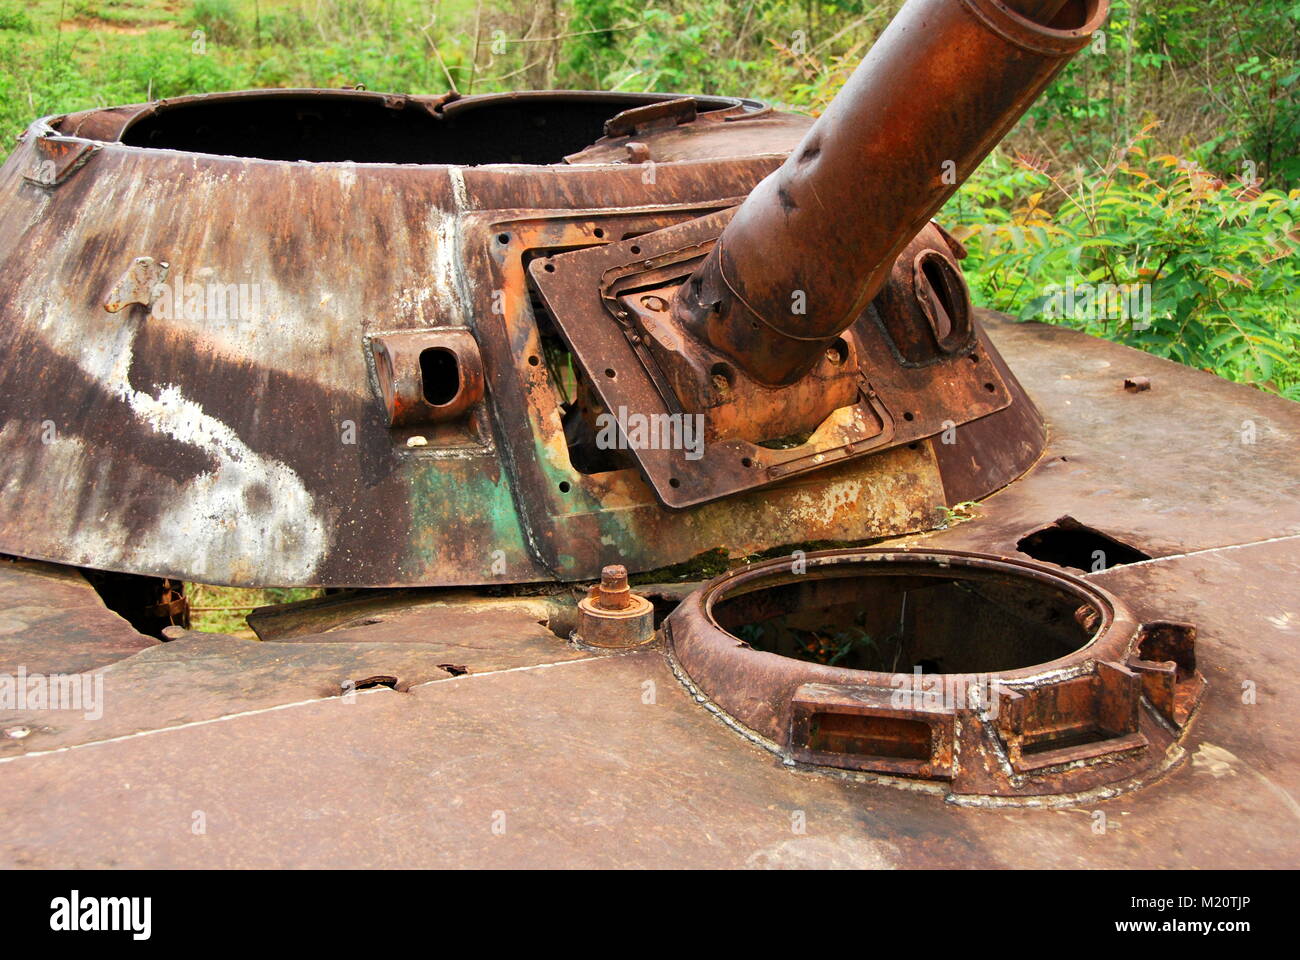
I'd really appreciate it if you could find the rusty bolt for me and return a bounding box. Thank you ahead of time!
[626,141,651,163]
[1123,376,1151,393]
[576,564,655,648]
[597,564,632,610]
[640,295,668,312]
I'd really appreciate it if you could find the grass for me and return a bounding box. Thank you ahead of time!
[0,1,486,152]
[185,582,322,637]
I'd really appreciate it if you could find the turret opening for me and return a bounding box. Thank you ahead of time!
[116,91,735,164]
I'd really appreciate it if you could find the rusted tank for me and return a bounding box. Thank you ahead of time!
[0,0,1102,590]
[3,0,1299,866]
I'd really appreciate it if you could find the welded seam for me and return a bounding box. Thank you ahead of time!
[1082,532,1300,576]
[0,653,609,767]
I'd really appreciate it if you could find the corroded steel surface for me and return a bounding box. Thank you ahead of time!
[0,0,1083,590]
[523,0,1105,510]
[664,548,1204,799]
[0,0,1292,867]
[0,320,1295,866]
[0,574,588,759]
[0,85,1025,588]
[574,565,656,648]
[529,215,1027,507]
[0,558,158,675]
[918,315,1300,556]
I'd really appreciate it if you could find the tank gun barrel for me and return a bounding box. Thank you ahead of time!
[674,0,1108,385]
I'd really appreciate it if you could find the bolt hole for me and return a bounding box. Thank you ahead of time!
[984,382,995,392]
[594,227,605,239]
[630,245,641,255]
[349,676,398,691]
[669,477,681,488]
[604,368,616,379]
[497,233,510,245]
[969,353,980,363]
[903,411,914,422]
[528,355,540,366]
[741,457,753,468]
[543,262,556,273]
[559,481,571,493]
[825,338,849,365]
[710,362,734,393]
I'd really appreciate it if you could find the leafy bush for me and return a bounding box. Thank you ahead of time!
[0,2,33,33]
[945,128,1300,399]
[1025,0,1300,189]
[187,0,243,46]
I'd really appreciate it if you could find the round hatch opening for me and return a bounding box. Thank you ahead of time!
[665,549,1205,800]
[711,555,1099,674]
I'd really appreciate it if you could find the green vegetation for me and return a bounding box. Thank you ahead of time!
[1,1,1295,616]
[185,583,321,637]
[946,130,1300,399]
[937,501,980,528]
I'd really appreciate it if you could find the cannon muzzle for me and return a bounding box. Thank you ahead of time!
[675,0,1108,385]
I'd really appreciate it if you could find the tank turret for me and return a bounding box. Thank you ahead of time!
[0,0,1106,588]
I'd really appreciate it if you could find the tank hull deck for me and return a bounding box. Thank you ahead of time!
[1,315,1296,868]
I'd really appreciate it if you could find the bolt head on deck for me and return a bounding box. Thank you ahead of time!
[575,565,655,648]
[597,564,632,610]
